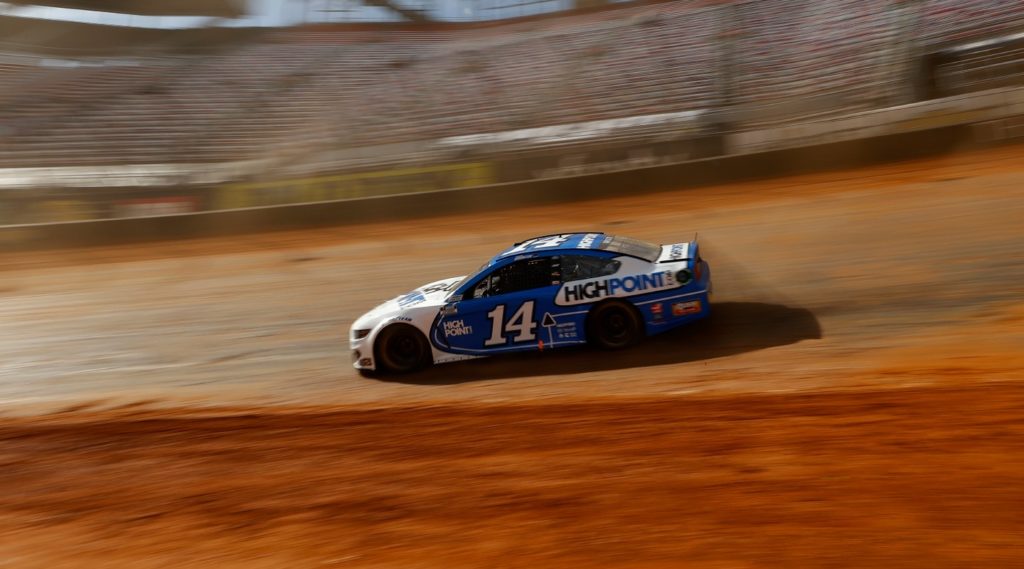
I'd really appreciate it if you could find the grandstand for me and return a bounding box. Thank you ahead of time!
[1,0,1023,174]
[728,0,902,123]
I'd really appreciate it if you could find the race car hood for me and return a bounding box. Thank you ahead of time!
[352,276,465,330]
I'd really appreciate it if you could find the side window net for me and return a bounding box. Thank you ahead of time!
[473,257,559,298]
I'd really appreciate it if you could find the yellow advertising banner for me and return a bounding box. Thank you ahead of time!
[34,200,97,223]
[214,162,494,210]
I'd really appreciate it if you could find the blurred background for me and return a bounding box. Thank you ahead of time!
[2,3,1024,568]
[1,0,1023,229]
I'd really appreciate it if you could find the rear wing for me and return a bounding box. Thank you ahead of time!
[656,236,701,266]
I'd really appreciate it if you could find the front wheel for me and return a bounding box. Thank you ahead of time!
[375,325,430,374]
[587,301,643,350]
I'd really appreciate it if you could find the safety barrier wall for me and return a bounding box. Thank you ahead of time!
[727,87,1024,155]
[0,133,718,226]
[2,87,1023,250]
[0,185,209,226]
[211,162,496,211]
[0,124,972,251]
[7,87,1020,229]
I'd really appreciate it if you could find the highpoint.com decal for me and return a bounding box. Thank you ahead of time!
[556,271,679,306]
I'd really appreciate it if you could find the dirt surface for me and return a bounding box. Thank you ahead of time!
[2,384,1024,568]
[0,144,1022,567]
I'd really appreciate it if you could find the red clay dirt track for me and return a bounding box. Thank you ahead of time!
[0,145,1022,567]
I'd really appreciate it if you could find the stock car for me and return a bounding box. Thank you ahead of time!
[350,232,712,374]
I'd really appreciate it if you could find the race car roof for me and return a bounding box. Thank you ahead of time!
[490,233,662,264]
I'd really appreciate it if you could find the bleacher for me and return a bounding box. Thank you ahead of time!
[729,0,900,125]
[919,0,1024,44]
[1,0,1022,170]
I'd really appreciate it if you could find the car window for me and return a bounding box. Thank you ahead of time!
[472,257,559,298]
[560,254,620,283]
[598,235,661,262]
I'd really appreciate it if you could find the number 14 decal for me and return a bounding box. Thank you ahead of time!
[485,301,538,346]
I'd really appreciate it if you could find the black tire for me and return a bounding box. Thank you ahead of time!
[587,301,643,350]
[374,325,430,374]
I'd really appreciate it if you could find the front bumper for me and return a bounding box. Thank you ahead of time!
[350,338,375,370]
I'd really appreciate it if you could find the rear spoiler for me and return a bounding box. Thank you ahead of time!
[657,234,700,264]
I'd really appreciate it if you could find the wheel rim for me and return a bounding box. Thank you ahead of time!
[600,307,635,346]
[606,312,628,341]
[386,331,421,370]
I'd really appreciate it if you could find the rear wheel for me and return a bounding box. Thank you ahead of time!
[587,301,643,349]
[375,325,430,374]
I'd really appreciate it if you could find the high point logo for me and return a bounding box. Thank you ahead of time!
[557,271,677,305]
[443,319,474,337]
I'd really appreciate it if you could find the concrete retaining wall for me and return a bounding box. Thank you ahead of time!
[0,123,973,251]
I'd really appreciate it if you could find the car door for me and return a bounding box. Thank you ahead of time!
[437,256,560,355]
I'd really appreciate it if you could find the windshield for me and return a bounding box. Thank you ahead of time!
[447,260,491,301]
[598,235,661,262]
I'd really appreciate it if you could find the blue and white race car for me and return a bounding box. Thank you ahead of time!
[350,232,711,374]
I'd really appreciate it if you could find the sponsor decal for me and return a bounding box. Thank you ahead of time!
[577,233,600,249]
[538,311,577,344]
[443,319,474,337]
[114,196,197,218]
[555,322,578,340]
[422,281,457,294]
[398,292,426,307]
[35,199,96,222]
[215,162,494,210]
[668,242,689,260]
[672,300,702,316]
[651,302,664,321]
[529,153,682,180]
[437,110,703,147]
[389,316,413,323]
[556,271,678,306]
[504,235,571,256]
